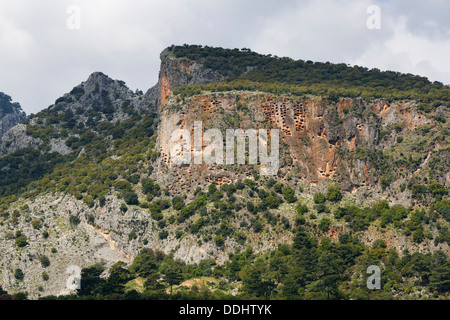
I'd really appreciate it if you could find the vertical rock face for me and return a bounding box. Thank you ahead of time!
[146,48,225,111]
[155,90,438,205]
[0,92,26,138]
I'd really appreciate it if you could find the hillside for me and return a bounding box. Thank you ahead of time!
[0,45,449,300]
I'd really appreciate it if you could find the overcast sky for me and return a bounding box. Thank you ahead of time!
[1,0,449,114]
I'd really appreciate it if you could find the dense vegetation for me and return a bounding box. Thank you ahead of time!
[0,82,159,209]
[170,44,450,109]
[0,92,21,114]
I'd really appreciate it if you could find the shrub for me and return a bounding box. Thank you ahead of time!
[98,195,106,207]
[266,178,276,188]
[149,203,163,221]
[31,219,41,230]
[83,195,95,208]
[428,180,447,199]
[247,201,257,214]
[69,215,81,225]
[159,230,169,240]
[413,229,424,243]
[251,219,263,233]
[39,255,50,268]
[282,187,297,203]
[318,218,332,232]
[172,196,185,210]
[123,191,139,205]
[380,175,394,189]
[14,269,24,280]
[243,179,256,190]
[296,204,309,215]
[129,231,137,241]
[265,194,281,209]
[15,236,28,247]
[315,203,327,213]
[326,185,342,202]
[313,192,326,204]
[141,179,161,197]
[226,183,237,197]
[214,235,224,246]
[294,214,306,225]
[175,230,183,239]
[333,207,346,219]
[273,183,283,193]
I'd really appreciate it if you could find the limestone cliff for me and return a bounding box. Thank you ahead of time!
[155,91,440,207]
[144,48,225,111]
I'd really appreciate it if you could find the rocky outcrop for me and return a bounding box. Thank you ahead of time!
[0,124,41,157]
[150,48,225,110]
[0,72,154,157]
[52,71,147,120]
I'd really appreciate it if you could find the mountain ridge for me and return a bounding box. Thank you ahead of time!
[0,45,448,300]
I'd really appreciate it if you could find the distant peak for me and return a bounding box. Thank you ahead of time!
[86,71,113,83]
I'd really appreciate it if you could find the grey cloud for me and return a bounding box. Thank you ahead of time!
[0,0,448,114]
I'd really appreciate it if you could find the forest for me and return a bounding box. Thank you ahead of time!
[169,44,450,109]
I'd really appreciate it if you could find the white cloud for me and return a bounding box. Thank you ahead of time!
[0,12,38,65]
[249,0,399,63]
[352,16,450,84]
[0,0,448,114]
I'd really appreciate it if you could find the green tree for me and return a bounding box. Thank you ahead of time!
[240,258,275,299]
[428,180,447,199]
[162,264,183,298]
[326,185,342,202]
[14,268,24,280]
[78,263,106,297]
[102,262,132,295]
[123,190,139,205]
[313,192,326,204]
[282,186,297,203]
[318,218,332,232]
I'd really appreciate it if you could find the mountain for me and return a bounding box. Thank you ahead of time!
[0,92,26,138]
[0,45,449,300]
